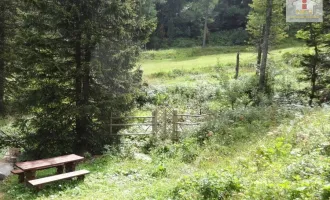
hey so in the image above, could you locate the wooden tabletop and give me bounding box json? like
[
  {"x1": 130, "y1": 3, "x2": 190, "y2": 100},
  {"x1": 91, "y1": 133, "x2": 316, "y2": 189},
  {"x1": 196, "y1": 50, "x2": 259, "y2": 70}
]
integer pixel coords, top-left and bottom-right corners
[{"x1": 15, "y1": 154, "x2": 84, "y2": 171}]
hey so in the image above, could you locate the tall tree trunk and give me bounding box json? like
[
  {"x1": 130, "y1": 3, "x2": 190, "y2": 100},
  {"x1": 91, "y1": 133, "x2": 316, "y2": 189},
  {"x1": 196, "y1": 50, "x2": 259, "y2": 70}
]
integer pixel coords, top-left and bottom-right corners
[
  {"x1": 0, "y1": 14, "x2": 5, "y2": 115},
  {"x1": 167, "y1": 18, "x2": 175, "y2": 44},
  {"x1": 80, "y1": 34, "x2": 92, "y2": 152},
  {"x1": 310, "y1": 62, "x2": 317, "y2": 106},
  {"x1": 202, "y1": 0, "x2": 210, "y2": 48},
  {"x1": 75, "y1": 32, "x2": 84, "y2": 153},
  {"x1": 202, "y1": 17, "x2": 208, "y2": 48},
  {"x1": 256, "y1": 26, "x2": 265, "y2": 75},
  {"x1": 259, "y1": 0, "x2": 273, "y2": 92},
  {"x1": 309, "y1": 25, "x2": 319, "y2": 107},
  {"x1": 257, "y1": 44, "x2": 262, "y2": 68}
]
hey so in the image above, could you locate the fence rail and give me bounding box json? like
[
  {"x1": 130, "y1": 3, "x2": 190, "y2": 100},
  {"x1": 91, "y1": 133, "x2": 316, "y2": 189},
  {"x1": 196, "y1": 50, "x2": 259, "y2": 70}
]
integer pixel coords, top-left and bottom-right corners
[
  {"x1": 109, "y1": 108, "x2": 209, "y2": 140},
  {"x1": 111, "y1": 116, "x2": 154, "y2": 119},
  {"x1": 109, "y1": 110, "x2": 158, "y2": 136}
]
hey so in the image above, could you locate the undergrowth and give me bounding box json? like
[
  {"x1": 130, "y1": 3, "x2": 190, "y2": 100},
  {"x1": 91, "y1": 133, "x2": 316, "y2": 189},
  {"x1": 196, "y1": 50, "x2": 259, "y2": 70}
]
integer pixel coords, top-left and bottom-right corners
[
  {"x1": 1, "y1": 44, "x2": 328, "y2": 200},
  {"x1": 2, "y1": 107, "x2": 330, "y2": 199}
]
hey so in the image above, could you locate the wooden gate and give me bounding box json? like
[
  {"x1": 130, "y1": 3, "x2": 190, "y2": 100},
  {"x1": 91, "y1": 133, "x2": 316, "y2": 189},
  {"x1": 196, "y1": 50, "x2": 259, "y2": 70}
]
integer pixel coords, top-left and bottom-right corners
[{"x1": 109, "y1": 107, "x2": 208, "y2": 140}]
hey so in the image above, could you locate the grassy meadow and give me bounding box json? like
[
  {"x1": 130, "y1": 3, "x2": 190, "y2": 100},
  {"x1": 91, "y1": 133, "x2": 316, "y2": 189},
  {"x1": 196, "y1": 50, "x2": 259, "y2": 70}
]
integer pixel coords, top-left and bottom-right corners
[
  {"x1": 2, "y1": 43, "x2": 330, "y2": 200},
  {"x1": 140, "y1": 43, "x2": 304, "y2": 85}
]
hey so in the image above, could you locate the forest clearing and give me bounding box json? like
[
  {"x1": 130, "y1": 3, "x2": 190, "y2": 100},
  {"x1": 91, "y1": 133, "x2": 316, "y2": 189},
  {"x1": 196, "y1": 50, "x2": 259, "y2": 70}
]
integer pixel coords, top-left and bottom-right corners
[
  {"x1": 1, "y1": 45, "x2": 330, "y2": 199},
  {"x1": 0, "y1": 0, "x2": 330, "y2": 199}
]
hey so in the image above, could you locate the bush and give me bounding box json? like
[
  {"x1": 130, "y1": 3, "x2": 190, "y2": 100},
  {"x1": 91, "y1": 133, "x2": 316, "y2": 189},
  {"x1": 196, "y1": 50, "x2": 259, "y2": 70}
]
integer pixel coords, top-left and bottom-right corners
[
  {"x1": 286, "y1": 156, "x2": 323, "y2": 181},
  {"x1": 152, "y1": 138, "x2": 199, "y2": 163},
  {"x1": 322, "y1": 185, "x2": 330, "y2": 200},
  {"x1": 217, "y1": 75, "x2": 259, "y2": 109},
  {"x1": 171, "y1": 171, "x2": 241, "y2": 199},
  {"x1": 171, "y1": 38, "x2": 200, "y2": 48},
  {"x1": 192, "y1": 106, "x2": 292, "y2": 145},
  {"x1": 281, "y1": 52, "x2": 304, "y2": 67},
  {"x1": 209, "y1": 28, "x2": 249, "y2": 46}
]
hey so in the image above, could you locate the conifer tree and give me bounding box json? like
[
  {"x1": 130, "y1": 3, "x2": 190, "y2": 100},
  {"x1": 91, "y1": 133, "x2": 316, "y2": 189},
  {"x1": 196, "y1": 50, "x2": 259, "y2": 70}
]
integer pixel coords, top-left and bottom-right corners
[
  {"x1": 246, "y1": 0, "x2": 287, "y2": 84},
  {"x1": 296, "y1": 5, "x2": 330, "y2": 106},
  {"x1": 0, "y1": 0, "x2": 17, "y2": 115},
  {"x1": 16, "y1": 0, "x2": 155, "y2": 157}
]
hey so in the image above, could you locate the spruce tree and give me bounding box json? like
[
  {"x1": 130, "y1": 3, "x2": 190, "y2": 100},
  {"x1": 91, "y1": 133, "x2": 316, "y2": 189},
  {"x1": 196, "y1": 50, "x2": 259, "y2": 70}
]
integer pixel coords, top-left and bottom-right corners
[
  {"x1": 0, "y1": 0, "x2": 17, "y2": 115},
  {"x1": 297, "y1": 26, "x2": 330, "y2": 106},
  {"x1": 246, "y1": 0, "x2": 287, "y2": 80},
  {"x1": 16, "y1": 0, "x2": 155, "y2": 158}
]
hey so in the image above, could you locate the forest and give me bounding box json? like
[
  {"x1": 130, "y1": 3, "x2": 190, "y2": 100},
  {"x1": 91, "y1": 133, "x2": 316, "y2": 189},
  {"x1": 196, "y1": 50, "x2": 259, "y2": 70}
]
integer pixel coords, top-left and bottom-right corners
[{"x1": 0, "y1": 0, "x2": 330, "y2": 199}]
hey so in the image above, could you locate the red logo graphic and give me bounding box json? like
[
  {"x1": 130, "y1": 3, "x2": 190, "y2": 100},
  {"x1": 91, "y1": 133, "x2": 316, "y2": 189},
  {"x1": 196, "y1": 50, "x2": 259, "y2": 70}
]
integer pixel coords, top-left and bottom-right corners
[{"x1": 302, "y1": 0, "x2": 307, "y2": 9}]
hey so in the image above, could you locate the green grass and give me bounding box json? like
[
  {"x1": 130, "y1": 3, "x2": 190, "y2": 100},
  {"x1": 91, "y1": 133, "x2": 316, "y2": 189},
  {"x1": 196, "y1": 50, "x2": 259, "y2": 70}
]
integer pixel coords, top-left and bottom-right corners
[
  {"x1": 139, "y1": 46, "x2": 303, "y2": 88},
  {"x1": 2, "y1": 108, "x2": 330, "y2": 199},
  {"x1": 3, "y1": 43, "x2": 329, "y2": 199},
  {"x1": 140, "y1": 47, "x2": 301, "y2": 75}
]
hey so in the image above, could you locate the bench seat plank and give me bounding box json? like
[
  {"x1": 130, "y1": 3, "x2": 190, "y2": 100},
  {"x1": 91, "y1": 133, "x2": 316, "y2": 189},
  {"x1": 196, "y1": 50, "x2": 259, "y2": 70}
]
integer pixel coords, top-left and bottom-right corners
[{"x1": 28, "y1": 170, "x2": 89, "y2": 186}]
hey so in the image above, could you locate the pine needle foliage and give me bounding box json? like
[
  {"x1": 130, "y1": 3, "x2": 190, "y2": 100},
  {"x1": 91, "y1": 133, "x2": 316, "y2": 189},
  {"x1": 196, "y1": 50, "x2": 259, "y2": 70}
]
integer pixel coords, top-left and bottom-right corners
[{"x1": 14, "y1": 0, "x2": 155, "y2": 158}]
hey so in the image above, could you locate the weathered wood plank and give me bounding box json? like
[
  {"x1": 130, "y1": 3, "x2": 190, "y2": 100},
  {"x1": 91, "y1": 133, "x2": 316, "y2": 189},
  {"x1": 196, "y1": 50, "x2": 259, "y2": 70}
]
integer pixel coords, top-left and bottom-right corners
[
  {"x1": 28, "y1": 170, "x2": 90, "y2": 186},
  {"x1": 15, "y1": 154, "x2": 84, "y2": 171},
  {"x1": 176, "y1": 114, "x2": 208, "y2": 117},
  {"x1": 111, "y1": 116, "x2": 153, "y2": 119},
  {"x1": 176, "y1": 122, "x2": 201, "y2": 125},
  {"x1": 109, "y1": 133, "x2": 152, "y2": 136},
  {"x1": 110, "y1": 123, "x2": 153, "y2": 126}
]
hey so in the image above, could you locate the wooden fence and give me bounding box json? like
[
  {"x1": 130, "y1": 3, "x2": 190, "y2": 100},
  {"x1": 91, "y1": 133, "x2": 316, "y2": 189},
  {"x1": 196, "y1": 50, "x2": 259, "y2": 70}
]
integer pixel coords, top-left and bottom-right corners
[
  {"x1": 172, "y1": 109, "x2": 208, "y2": 141},
  {"x1": 109, "y1": 110, "x2": 158, "y2": 136},
  {"x1": 110, "y1": 108, "x2": 209, "y2": 140}
]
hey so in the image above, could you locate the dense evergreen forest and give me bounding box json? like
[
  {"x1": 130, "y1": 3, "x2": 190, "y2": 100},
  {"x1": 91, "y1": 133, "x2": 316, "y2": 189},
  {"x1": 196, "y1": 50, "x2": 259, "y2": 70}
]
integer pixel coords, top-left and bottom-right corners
[{"x1": 147, "y1": 0, "x2": 253, "y2": 49}]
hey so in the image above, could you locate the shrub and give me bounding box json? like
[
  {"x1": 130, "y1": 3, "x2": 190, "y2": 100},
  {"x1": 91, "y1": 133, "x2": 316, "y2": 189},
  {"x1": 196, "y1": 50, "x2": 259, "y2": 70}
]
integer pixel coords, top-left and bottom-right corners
[
  {"x1": 281, "y1": 52, "x2": 303, "y2": 67},
  {"x1": 171, "y1": 171, "x2": 241, "y2": 199},
  {"x1": 192, "y1": 106, "x2": 292, "y2": 145},
  {"x1": 286, "y1": 156, "x2": 324, "y2": 181},
  {"x1": 218, "y1": 75, "x2": 259, "y2": 109},
  {"x1": 171, "y1": 38, "x2": 200, "y2": 48},
  {"x1": 322, "y1": 184, "x2": 330, "y2": 200},
  {"x1": 151, "y1": 138, "x2": 199, "y2": 163},
  {"x1": 209, "y1": 28, "x2": 249, "y2": 46}
]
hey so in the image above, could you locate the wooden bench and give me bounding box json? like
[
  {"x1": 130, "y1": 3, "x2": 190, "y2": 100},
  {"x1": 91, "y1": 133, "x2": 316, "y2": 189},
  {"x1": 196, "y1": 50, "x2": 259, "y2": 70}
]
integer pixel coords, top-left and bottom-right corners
[
  {"x1": 27, "y1": 169, "x2": 90, "y2": 190},
  {"x1": 11, "y1": 169, "x2": 24, "y2": 183},
  {"x1": 13, "y1": 154, "x2": 89, "y2": 189}
]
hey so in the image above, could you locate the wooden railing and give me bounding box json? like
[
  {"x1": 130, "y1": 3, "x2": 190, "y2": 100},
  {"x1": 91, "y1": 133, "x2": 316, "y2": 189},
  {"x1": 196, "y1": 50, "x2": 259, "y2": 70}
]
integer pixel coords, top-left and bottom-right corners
[
  {"x1": 172, "y1": 109, "x2": 209, "y2": 141},
  {"x1": 109, "y1": 110, "x2": 158, "y2": 136},
  {"x1": 109, "y1": 108, "x2": 209, "y2": 140}
]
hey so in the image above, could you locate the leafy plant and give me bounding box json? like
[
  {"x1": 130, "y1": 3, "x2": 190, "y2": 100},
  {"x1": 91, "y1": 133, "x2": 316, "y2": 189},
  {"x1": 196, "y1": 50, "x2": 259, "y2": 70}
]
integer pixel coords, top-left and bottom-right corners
[{"x1": 171, "y1": 171, "x2": 241, "y2": 199}]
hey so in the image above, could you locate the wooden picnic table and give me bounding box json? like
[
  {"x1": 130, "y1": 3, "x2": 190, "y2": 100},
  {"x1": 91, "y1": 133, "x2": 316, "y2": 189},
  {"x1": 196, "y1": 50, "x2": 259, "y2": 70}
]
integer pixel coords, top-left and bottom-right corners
[{"x1": 15, "y1": 154, "x2": 84, "y2": 183}]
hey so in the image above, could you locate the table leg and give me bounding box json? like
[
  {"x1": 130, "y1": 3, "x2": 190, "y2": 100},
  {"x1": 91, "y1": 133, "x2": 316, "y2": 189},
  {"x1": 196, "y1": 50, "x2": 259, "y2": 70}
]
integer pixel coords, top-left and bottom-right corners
[
  {"x1": 36, "y1": 185, "x2": 44, "y2": 191},
  {"x1": 18, "y1": 173, "x2": 25, "y2": 183},
  {"x1": 77, "y1": 175, "x2": 85, "y2": 181},
  {"x1": 25, "y1": 170, "x2": 36, "y2": 184},
  {"x1": 56, "y1": 165, "x2": 64, "y2": 174},
  {"x1": 65, "y1": 162, "x2": 76, "y2": 172}
]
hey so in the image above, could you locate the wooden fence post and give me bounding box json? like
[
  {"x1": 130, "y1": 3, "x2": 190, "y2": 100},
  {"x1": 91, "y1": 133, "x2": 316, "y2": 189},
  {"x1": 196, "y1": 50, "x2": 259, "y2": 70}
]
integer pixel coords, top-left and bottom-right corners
[
  {"x1": 172, "y1": 109, "x2": 178, "y2": 141},
  {"x1": 152, "y1": 109, "x2": 158, "y2": 136},
  {"x1": 235, "y1": 51, "x2": 240, "y2": 79}
]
